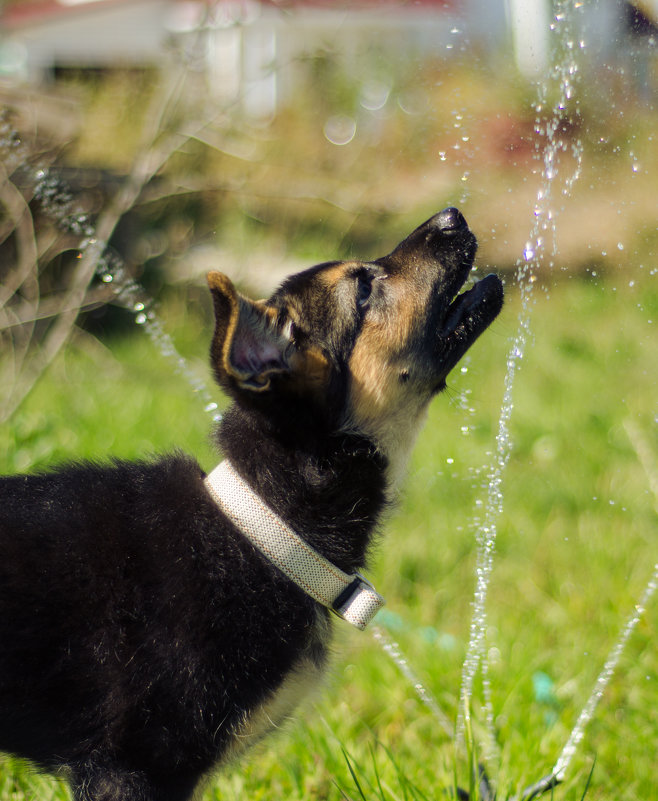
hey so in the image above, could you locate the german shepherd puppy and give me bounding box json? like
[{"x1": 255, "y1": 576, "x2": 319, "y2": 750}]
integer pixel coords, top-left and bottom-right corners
[{"x1": 0, "y1": 208, "x2": 502, "y2": 800}]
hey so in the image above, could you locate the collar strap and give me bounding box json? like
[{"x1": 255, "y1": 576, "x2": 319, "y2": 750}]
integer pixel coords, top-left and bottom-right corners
[{"x1": 204, "y1": 460, "x2": 385, "y2": 630}]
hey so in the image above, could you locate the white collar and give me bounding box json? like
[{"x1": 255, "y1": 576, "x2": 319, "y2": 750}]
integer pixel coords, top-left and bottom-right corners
[{"x1": 203, "y1": 460, "x2": 385, "y2": 630}]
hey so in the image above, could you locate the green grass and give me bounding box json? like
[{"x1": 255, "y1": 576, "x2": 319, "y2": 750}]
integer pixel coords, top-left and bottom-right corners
[{"x1": 0, "y1": 271, "x2": 656, "y2": 800}]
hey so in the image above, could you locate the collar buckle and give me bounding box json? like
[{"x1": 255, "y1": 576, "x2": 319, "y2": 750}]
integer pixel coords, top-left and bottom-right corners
[{"x1": 331, "y1": 573, "x2": 385, "y2": 630}]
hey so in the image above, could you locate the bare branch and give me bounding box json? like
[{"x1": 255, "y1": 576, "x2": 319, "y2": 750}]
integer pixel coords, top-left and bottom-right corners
[
  {"x1": 0, "y1": 70, "x2": 190, "y2": 421},
  {"x1": 0, "y1": 163, "x2": 39, "y2": 309}
]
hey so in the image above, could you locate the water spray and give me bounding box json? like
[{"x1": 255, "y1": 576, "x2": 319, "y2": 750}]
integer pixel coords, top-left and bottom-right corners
[
  {"x1": 2, "y1": 3, "x2": 656, "y2": 793},
  {"x1": 375, "y1": 0, "x2": 656, "y2": 797}
]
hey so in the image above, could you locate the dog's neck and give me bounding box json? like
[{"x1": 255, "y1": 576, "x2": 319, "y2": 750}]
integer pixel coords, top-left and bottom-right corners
[
  {"x1": 204, "y1": 459, "x2": 385, "y2": 629},
  {"x1": 216, "y1": 404, "x2": 388, "y2": 576}
]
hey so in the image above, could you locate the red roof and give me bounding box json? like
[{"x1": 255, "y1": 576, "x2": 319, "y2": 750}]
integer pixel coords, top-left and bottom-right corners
[
  {"x1": 2, "y1": 0, "x2": 147, "y2": 29},
  {"x1": 260, "y1": 0, "x2": 459, "y2": 6},
  {"x1": 2, "y1": 0, "x2": 460, "y2": 30}
]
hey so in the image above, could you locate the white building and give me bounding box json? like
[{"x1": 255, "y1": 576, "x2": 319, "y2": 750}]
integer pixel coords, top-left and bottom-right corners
[{"x1": 0, "y1": 0, "x2": 653, "y2": 118}]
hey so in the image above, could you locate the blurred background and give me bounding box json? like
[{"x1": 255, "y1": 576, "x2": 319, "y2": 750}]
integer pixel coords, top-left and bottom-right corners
[
  {"x1": 0, "y1": 1, "x2": 657, "y2": 800},
  {"x1": 1, "y1": 0, "x2": 656, "y2": 310}
]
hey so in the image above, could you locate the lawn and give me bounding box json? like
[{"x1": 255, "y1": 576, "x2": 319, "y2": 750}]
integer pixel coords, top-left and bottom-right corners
[{"x1": 0, "y1": 268, "x2": 656, "y2": 800}]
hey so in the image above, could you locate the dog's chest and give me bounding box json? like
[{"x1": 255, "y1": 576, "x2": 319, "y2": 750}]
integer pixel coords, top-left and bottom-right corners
[{"x1": 224, "y1": 612, "x2": 330, "y2": 761}]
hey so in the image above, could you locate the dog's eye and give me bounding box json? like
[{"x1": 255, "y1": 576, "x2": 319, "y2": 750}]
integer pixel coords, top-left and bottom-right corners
[{"x1": 356, "y1": 273, "x2": 373, "y2": 310}]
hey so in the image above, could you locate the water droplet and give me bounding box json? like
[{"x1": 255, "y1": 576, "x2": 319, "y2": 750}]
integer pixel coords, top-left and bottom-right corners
[
  {"x1": 101, "y1": 273, "x2": 113, "y2": 283},
  {"x1": 323, "y1": 115, "x2": 356, "y2": 146},
  {"x1": 135, "y1": 313, "x2": 147, "y2": 325},
  {"x1": 134, "y1": 302, "x2": 145, "y2": 312},
  {"x1": 359, "y1": 80, "x2": 390, "y2": 111},
  {"x1": 204, "y1": 402, "x2": 218, "y2": 413},
  {"x1": 446, "y1": 457, "x2": 454, "y2": 465},
  {"x1": 617, "y1": 242, "x2": 624, "y2": 251}
]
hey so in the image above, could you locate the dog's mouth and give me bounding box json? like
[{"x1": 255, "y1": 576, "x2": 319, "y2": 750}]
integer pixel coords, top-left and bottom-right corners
[
  {"x1": 440, "y1": 273, "x2": 504, "y2": 340},
  {"x1": 433, "y1": 271, "x2": 504, "y2": 384}
]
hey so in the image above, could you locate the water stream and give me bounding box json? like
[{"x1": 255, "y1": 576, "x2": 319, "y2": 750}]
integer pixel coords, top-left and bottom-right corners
[
  {"x1": 456, "y1": 0, "x2": 586, "y2": 758},
  {"x1": 33, "y1": 166, "x2": 223, "y2": 423},
  {"x1": 552, "y1": 560, "x2": 658, "y2": 782},
  {"x1": 91, "y1": 249, "x2": 223, "y2": 423},
  {"x1": 374, "y1": 0, "x2": 656, "y2": 792}
]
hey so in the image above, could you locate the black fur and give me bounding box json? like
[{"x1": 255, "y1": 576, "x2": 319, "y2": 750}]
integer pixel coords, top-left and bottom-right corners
[
  {"x1": 0, "y1": 209, "x2": 503, "y2": 800},
  {"x1": 0, "y1": 444, "x2": 380, "y2": 800}
]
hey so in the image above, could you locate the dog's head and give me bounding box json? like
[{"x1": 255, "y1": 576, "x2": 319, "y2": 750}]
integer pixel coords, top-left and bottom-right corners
[{"x1": 208, "y1": 208, "x2": 503, "y2": 480}]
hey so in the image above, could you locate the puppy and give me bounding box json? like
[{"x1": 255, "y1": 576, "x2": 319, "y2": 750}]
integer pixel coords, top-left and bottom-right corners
[{"x1": 0, "y1": 208, "x2": 502, "y2": 801}]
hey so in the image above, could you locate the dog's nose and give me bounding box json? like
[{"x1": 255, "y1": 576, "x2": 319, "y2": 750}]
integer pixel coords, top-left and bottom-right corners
[{"x1": 434, "y1": 207, "x2": 467, "y2": 232}]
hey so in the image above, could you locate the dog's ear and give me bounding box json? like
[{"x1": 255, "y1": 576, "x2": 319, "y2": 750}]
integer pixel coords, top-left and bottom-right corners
[{"x1": 207, "y1": 271, "x2": 291, "y2": 392}]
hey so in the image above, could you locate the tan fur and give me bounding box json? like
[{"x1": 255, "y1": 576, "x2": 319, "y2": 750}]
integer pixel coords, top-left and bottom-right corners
[
  {"x1": 207, "y1": 271, "x2": 293, "y2": 392},
  {"x1": 319, "y1": 261, "x2": 359, "y2": 289},
  {"x1": 342, "y1": 279, "x2": 432, "y2": 483},
  {"x1": 288, "y1": 345, "x2": 331, "y2": 397}
]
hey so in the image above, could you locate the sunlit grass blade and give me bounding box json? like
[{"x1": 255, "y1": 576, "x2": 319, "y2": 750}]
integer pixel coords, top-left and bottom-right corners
[
  {"x1": 579, "y1": 758, "x2": 596, "y2": 801},
  {"x1": 342, "y1": 747, "x2": 369, "y2": 801}
]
